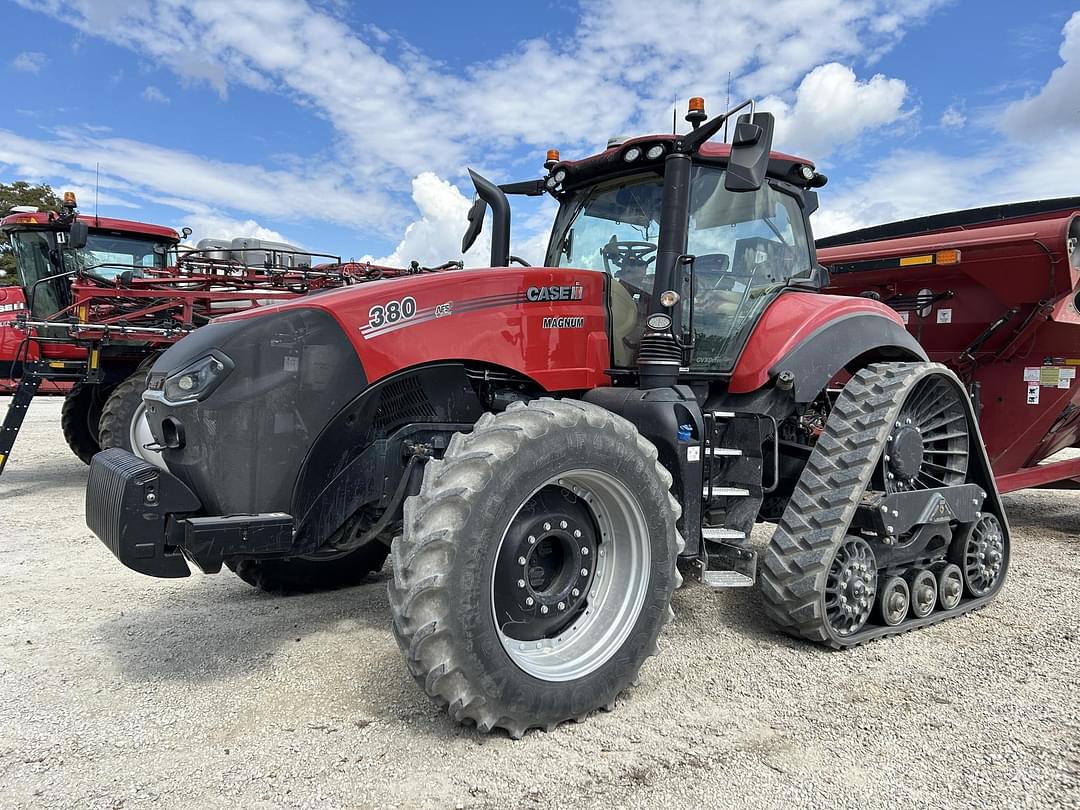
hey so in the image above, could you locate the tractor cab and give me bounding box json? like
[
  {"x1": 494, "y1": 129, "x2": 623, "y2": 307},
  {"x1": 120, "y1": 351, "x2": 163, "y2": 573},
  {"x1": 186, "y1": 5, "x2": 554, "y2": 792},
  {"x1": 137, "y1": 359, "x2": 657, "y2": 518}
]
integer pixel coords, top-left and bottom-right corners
[
  {"x1": 468, "y1": 98, "x2": 829, "y2": 383},
  {"x1": 1, "y1": 195, "x2": 180, "y2": 321}
]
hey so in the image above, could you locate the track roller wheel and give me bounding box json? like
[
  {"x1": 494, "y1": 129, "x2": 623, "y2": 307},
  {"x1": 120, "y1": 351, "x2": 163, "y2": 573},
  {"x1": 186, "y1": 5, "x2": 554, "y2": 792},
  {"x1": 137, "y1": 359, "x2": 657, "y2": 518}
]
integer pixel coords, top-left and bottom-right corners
[
  {"x1": 953, "y1": 513, "x2": 1007, "y2": 597},
  {"x1": 905, "y1": 569, "x2": 937, "y2": 618},
  {"x1": 388, "y1": 399, "x2": 682, "y2": 737},
  {"x1": 932, "y1": 562, "x2": 964, "y2": 610},
  {"x1": 824, "y1": 537, "x2": 877, "y2": 637},
  {"x1": 877, "y1": 575, "x2": 910, "y2": 626}
]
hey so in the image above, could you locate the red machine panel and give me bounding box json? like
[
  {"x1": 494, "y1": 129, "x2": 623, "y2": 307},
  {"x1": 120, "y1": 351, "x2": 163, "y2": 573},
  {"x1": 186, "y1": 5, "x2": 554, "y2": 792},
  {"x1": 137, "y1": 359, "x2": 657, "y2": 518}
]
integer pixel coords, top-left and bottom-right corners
[{"x1": 222, "y1": 267, "x2": 613, "y2": 391}]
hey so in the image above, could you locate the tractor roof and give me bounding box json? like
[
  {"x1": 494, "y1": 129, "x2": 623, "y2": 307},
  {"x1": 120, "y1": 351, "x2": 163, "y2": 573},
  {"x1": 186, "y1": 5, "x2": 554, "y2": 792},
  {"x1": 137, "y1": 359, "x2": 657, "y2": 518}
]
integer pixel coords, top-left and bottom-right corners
[
  {"x1": 552, "y1": 133, "x2": 815, "y2": 193},
  {"x1": 0, "y1": 210, "x2": 179, "y2": 241}
]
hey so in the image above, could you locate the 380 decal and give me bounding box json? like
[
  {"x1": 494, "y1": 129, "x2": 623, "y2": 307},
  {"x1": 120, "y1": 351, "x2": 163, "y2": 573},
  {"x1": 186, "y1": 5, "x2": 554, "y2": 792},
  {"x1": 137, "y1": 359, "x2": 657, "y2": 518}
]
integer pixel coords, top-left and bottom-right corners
[{"x1": 368, "y1": 296, "x2": 417, "y2": 329}]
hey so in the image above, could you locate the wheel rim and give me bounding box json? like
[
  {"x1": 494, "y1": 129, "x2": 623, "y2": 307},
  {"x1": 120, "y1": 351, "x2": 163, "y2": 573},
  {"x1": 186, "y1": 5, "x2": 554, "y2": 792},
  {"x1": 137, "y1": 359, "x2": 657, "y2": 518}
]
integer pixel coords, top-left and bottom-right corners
[
  {"x1": 492, "y1": 470, "x2": 651, "y2": 682},
  {"x1": 961, "y1": 514, "x2": 1005, "y2": 597},
  {"x1": 936, "y1": 563, "x2": 963, "y2": 610},
  {"x1": 130, "y1": 403, "x2": 167, "y2": 470},
  {"x1": 885, "y1": 376, "x2": 969, "y2": 493},
  {"x1": 907, "y1": 569, "x2": 937, "y2": 618},
  {"x1": 824, "y1": 537, "x2": 877, "y2": 636},
  {"x1": 879, "y1": 576, "x2": 910, "y2": 626}
]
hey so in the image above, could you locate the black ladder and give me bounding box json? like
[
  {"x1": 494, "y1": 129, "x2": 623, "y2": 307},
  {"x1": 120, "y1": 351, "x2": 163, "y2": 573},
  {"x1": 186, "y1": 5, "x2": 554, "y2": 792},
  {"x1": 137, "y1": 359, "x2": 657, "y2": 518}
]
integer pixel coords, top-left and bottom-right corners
[
  {"x1": 0, "y1": 359, "x2": 87, "y2": 477},
  {"x1": 696, "y1": 409, "x2": 775, "y2": 588}
]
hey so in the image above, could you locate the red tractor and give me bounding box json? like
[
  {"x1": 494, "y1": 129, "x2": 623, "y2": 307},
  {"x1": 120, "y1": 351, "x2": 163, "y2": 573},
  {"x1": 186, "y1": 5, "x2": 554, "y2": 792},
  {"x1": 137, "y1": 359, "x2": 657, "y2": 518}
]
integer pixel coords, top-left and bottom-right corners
[
  {"x1": 85, "y1": 99, "x2": 1009, "y2": 737},
  {"x1": 0, "y1": 198, "x2": 421, "y2": 476}
]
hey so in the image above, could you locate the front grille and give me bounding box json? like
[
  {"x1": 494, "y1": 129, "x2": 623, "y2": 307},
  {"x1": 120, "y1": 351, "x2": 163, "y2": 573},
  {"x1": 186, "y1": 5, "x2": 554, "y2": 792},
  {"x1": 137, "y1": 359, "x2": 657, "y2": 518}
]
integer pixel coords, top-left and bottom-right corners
[
  {"x1": 372, "y1": 375, "x2": 436, "y2": 434},
  {"x1": 86, "y1": 449, "x2": 158, "y2": 557}
]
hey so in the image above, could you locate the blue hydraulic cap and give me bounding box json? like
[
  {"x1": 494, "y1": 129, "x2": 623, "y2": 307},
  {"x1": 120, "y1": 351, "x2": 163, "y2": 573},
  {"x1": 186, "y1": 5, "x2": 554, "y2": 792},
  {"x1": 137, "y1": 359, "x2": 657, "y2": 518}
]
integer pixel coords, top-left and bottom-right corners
[{"x1": 677, "y1": 424, "x2": 692, "y2": 442}]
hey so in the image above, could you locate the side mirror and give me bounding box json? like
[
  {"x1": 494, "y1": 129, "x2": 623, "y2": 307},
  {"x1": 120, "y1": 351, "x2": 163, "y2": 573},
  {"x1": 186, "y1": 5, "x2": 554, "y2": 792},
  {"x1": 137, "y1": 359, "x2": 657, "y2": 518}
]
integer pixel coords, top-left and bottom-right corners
[
  {"x1": 724, "y1": 112, "x2": 775, "y2": 192},
  {"x1": 181, "y1": 226, "x2": 193, "y2": 239},
  {"x1": 461, "y1": 196, "x2": 487, "y2": 254},
  {"x1": 68, "y1": 220, "x2": 89, "y2": 250}
]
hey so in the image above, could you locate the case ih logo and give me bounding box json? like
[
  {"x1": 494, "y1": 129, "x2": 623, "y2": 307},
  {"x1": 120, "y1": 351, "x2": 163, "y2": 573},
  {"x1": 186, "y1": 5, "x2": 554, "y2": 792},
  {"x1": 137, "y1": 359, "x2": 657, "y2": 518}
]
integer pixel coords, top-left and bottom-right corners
[
  {"x1": 542, "y1": 316, "x2": 584, "y2": 329},
  {"x1": 526, "y1": 285, "x2": 584, "y2": 302}
]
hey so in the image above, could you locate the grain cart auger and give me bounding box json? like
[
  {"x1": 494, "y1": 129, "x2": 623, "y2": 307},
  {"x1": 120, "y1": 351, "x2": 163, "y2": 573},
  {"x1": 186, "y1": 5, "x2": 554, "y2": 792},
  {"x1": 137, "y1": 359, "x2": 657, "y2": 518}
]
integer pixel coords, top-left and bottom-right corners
[{"x1": 85, "y1": 97, "x2": 1009, "y2": 736}]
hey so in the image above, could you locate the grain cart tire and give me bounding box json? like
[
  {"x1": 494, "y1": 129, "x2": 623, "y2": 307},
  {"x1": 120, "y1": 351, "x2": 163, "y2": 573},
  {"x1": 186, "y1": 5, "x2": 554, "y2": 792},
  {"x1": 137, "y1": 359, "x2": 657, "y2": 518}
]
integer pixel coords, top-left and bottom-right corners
[
  {"x1": 388, "y1": 398, "x2": 683, "y2": 738},
  {"x1": 99, "y1": 372, "x2": 162, "y2": 465},
  {"x1": 61, "y1": 384, "x2": 108, "y2": 464}
]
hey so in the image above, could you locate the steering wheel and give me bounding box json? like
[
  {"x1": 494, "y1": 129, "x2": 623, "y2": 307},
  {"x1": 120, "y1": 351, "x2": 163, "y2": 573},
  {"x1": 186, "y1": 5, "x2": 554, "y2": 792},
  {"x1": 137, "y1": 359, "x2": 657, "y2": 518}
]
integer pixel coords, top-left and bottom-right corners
[{"x1": 602, "y1": 239, "x2": 657, "y2": 276}]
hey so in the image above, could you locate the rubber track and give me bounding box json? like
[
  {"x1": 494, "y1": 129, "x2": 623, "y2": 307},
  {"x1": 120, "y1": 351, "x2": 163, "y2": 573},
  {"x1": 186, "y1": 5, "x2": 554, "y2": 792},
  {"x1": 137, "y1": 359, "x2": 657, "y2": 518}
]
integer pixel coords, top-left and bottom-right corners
[
  {"x1": 759, "y1": 362, "x2": 1006, "y2": 649},
  {"x1": 387, "y1": 398, "x2": 684, "y2": 738}
]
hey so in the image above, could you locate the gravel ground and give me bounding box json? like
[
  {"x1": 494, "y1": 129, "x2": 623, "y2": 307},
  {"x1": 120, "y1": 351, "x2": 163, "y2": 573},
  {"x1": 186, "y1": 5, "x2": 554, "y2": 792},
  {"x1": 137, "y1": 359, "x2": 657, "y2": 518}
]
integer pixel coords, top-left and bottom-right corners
[{"x1": 1, "y1": 396, "x2": 1078, "y2": 809}]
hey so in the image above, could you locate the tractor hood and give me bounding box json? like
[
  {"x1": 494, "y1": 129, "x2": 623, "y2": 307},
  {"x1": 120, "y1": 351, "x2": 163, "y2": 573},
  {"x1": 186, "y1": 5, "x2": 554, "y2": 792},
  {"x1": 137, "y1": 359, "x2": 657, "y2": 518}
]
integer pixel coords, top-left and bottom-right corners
[{"x1": 141, "y1": 265, "x2": 611, "y2": 527}]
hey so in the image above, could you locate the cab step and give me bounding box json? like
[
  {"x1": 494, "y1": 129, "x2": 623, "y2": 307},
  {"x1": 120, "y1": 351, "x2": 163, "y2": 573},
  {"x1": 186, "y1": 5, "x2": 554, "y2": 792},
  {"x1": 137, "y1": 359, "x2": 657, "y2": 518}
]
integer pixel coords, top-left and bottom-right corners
[
  {"x1": 702, "y1": 570, "x2": 755, "y2": 588},
  {"x1": 702, "y1": 527, "x2": 745, "y2": 541},
  {"x1": 702, "y1": 486, "x2": 750, "y2": 498}
]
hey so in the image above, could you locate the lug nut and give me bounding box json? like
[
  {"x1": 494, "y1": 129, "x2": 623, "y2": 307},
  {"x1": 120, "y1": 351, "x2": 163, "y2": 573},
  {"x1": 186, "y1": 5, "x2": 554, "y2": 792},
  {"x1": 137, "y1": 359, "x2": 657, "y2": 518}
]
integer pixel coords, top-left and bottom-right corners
[
  {"x1": 518, "y1": 556, "x2": 527, "y2": 565},
  {"x1": 571, "y1": 588, "x2": 580, "y2": 597},
  {"x1": 525, "y1": 597, "x2": 534, "y2": 606},
  {"x1": 557, "y1": 602, "x2": 566, "y2": 611},
  {"x1": 581, "y1": 547, "x2": 589, "y2": 555},
  {"x1": 517, "y1": 579, "x2": 526, "y2": 588},
  {"x1": 528, "y1": 535, "x2": 536, "y2": 544},
  {"x1": 540, "y1": 605, "x2": 549, "y2": 614},
  {"x1": 543, "y1": 522, "x2": 552, "y2": 531},
  {"x1": 573, "y1": 529, "x2": 582, "y2": 538},
  {"x1": 581, "y1": 568, "x2": 589, "y2": 576},
  {"x1": 560, "y1": 520, "x2": 568, "y2": 529}
]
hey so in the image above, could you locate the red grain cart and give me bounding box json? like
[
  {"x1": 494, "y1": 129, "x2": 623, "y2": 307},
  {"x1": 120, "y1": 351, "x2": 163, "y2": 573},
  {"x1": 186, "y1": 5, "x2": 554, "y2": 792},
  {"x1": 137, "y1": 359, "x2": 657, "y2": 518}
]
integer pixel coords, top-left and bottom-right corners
[{"x1": 818, "y1": 198, "x2": 1080, "y2": 493}]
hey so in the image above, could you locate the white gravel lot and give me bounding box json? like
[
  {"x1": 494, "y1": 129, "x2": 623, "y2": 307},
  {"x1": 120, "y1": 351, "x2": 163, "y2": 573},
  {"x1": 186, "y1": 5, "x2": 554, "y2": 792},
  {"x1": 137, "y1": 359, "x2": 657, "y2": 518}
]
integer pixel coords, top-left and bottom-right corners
[{"x1": 0, "y1": 396, "x2": 1078, "y2": 809}]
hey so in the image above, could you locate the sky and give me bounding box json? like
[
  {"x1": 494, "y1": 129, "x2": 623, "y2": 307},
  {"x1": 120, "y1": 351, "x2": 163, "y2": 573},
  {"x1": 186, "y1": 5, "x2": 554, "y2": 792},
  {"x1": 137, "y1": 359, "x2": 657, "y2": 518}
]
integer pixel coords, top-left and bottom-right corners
[{"x1": 1, "y1": 0, "x2": 1078, "y2": 267}]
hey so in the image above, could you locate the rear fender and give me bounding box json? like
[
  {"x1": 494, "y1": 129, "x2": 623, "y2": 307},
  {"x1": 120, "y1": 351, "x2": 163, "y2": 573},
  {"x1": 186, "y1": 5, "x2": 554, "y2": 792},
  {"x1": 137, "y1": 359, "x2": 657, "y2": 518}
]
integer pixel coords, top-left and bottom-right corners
[{"x1": 730, "y1": 292, "x2": 926, "y2": 402}]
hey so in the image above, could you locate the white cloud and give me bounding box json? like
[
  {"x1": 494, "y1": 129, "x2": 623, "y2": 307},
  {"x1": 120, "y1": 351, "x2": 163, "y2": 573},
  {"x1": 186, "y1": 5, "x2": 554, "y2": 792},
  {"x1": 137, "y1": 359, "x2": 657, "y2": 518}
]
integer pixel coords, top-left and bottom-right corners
[
  {"x1": 12, "y1": 51, "x2": 47, "y2": 73},
  {"x1": 939, "y1": 104, "x2": 966, "y2": 129},
  {"x1": 368, "y1": 173, "x2": 490, "y2": 267},
  {"x1": 178, "y1": 212, "x2": 289, "y2": 246},
  {"x1": 0, "y1": 128, "x2": 401, "y2": 232},
  {"x1": 763, "y1": 63, "x2": 910, "y2": 159},
  {"x1": 142, "y1": 85, "x2": 170, "y2": 103},
  {"x1": 1001, "y1": 11, "x2": 1080, "y2": 137},
  {"x1": 812, "y1": 129, "x2": 1080, "y2": 238}
]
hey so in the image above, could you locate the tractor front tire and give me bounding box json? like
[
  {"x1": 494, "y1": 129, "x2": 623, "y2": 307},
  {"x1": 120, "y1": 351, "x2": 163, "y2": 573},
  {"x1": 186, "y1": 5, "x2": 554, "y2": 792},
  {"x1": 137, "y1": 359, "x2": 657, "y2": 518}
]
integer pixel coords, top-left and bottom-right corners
[
  {"x1": 60, "y1": 384, "x2": 108, "y2": 464},
  {"x1": 388, "y1": 398, "x2": 683, "y2": 738},
  {"x1": 228, "y1": 542, "x2": 391, "y2": 594}
]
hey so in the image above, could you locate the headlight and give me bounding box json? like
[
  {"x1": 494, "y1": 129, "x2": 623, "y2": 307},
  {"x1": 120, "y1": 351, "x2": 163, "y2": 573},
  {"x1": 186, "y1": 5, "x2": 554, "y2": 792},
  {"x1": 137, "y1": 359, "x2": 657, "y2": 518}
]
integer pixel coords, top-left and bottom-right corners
[
  {"x1": 554, "y1": 169, "x2": 567, "y2": 183},
  {"x1": 163, "y1": 352, "x2": 233, "y2": 402},
  {"x1": 646, "y1": 144, "x2": 665, "y2": 160},
  {"x1": 623, "y1": 146, "x2": 642, "y2": 162}
]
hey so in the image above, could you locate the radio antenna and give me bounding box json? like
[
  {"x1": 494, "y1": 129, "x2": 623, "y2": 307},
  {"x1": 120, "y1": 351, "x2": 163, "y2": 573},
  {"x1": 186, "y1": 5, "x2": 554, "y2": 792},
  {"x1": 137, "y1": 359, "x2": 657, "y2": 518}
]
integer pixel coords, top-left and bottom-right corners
[
  {"x1": 94, "y1": 163, "x2": 100, "y2": 226},
  {"x1": 724, "y1": 73, "x2": 732, "y2": 141}
]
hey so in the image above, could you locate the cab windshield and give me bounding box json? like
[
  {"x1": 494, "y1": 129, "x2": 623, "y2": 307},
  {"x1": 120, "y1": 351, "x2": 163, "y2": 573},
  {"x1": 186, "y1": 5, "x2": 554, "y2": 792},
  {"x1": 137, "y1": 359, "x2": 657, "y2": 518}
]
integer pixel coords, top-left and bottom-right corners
[
  {"x1": 548, "y1": 165, "x2": 813, "y2": 371},
  {"x1": 65, "y1": 233, "x2": 170, "y2": 278},
  {"x1": 11, "y1": 230, "x2": 172, "y2": 319}
]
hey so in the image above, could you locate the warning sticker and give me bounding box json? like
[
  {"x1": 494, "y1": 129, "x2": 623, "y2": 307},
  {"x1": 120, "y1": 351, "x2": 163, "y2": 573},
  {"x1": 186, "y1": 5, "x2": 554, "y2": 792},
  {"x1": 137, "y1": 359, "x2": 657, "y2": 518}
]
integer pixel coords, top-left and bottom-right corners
[
  {"x1": 899, "y1": 311, "x2": 910, "y2": 324},
  {"x1": 1024, "y1": 367, "x2": 1041, "y2": 382},
  {"x1": 936, "y1": 308, "x2": 952, "y2": 324},
  {"x1": 1040, "y1": 367, "x2": 1061, "y2": 387},
  {"x1": 1027, "y1": 384, "x2": 1040, "y2": 405}
]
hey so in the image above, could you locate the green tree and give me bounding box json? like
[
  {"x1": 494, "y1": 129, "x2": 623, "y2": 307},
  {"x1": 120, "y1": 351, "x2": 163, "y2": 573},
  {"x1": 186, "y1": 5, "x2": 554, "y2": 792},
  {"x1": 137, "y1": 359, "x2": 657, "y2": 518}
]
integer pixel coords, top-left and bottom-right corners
[{"x1": 0, "y1": 181, "x2": 64, "y2": 285}]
